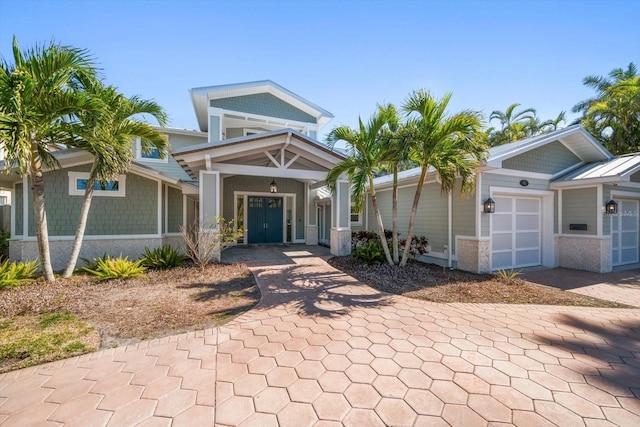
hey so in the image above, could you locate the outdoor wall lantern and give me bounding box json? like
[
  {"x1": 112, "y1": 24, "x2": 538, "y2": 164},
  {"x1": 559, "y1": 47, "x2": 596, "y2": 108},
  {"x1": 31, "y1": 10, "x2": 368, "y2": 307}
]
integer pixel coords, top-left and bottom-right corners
[
  {"x1": 606, "y1": 199, "x2": 618, "y2": 215},
  {"x1": 483, "y1": 198, "x2": 495, "y2": 214},
  {"x1": 270, "y1": 180, "x2": 278, "y2": 193}
]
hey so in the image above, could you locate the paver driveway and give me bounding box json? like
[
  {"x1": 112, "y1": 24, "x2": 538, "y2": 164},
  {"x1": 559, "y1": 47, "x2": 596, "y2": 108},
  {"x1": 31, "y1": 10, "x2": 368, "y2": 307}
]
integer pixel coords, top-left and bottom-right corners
[{"x1": 1, "y1": 247, "x2": 639, "y2": 426}]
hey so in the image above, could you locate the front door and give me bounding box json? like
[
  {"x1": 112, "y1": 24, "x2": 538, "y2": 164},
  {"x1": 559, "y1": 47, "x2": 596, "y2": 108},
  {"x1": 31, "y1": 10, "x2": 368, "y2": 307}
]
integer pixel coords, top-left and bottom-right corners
[{"x1": 248, "y1": 196, "x2": 284, "y2": 244}]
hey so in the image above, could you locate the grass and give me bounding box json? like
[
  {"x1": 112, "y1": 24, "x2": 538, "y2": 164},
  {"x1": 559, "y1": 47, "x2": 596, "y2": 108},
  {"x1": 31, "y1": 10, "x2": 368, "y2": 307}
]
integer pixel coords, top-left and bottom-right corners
[{"x1": 0, "y1": 313, "x2": 99, "y2": 373}]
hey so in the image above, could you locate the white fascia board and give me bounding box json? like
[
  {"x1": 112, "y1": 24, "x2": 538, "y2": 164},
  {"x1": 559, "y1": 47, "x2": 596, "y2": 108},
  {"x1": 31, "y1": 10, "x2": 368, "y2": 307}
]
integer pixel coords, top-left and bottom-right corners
[
  {"x1": 550, "y1": 176, "x2": 622, "y2": 189},
  {"x1": 156, "y1": 126, "x2": 207, "y2": 138},
  {"x1": 129, "y1": 164, "x2": 180, "y2": 185},
  {"x1": 210, "y1": 163, "x2": 327, "y2": 181}
]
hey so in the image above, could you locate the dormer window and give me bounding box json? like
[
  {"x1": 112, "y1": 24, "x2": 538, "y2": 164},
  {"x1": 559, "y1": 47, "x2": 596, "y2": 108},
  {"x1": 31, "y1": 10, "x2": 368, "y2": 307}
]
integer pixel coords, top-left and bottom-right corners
[{"x1": 135, "y1": 137, "x2": 168, "y2": 163}]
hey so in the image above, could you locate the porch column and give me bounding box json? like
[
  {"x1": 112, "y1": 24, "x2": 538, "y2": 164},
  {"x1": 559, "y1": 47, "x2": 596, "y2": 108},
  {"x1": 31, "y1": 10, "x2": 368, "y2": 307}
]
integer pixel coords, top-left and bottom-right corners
[
  {"x1": 330, "y1": 179, "x2": 351, "y2": 256},
  {"x1": 305, "y1": 184, "x2": 318, "y2": 245},
  {"x1": 199, "y1": 170, "x2": 221, "y2": 260}
]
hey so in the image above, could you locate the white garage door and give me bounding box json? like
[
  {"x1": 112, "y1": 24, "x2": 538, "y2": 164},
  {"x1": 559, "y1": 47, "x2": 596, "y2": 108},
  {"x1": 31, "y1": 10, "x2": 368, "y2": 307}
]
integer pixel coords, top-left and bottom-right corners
[
  {"x1": 612, "y1": 199, "x2": 639, "y2": 266},
  {"x1": 491, "y1": 196, "x2": 541, "y2": 270}
]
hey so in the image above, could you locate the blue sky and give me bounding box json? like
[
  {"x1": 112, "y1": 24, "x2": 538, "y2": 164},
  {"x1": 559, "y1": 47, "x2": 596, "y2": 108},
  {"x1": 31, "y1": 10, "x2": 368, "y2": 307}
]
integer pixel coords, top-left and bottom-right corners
[{"x1": 1, "y1": 0, "x2": 638, "y2": 140}]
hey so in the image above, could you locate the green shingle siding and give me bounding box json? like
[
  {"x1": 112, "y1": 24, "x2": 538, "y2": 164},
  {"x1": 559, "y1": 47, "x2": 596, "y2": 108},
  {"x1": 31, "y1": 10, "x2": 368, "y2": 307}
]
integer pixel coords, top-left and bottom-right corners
[
  {"x1": 15, "y1": 183, "x2": 23, "y2": 235},
  {"x1": 138, "y1": 133, "x2": 206, "y2": 182},
  {"x1": 502, "y1": 141, "x2": 580, "y2": 175},
  {"x1": 211, "y1": 93, "x2": 317, "y2": 124},
  {"x1": 562, "y1": 187, "x2": 597, "y2": 235},
  {"x1": 25, "y1": 164, "x2": 158, "y2": 236},
  {"x1": 167, "y1": 186, "x2": 183, "y2": 233}
]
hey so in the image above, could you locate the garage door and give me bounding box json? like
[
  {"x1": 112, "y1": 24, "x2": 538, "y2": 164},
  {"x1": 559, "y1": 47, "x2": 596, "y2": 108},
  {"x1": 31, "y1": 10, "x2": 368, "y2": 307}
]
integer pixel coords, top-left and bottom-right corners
[
  {"x1": 612, "y1": 199, "x2": 639, "y2": 266},
  {"x1": 491, "y1": 197, "x2": 541, "y2": 270}
]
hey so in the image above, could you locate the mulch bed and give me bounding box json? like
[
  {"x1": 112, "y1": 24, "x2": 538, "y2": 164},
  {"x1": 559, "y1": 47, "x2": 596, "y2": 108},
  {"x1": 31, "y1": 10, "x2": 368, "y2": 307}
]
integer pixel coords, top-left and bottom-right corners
[{"x1": 328, "y1": 256, "x2": 630, "y2": 308}]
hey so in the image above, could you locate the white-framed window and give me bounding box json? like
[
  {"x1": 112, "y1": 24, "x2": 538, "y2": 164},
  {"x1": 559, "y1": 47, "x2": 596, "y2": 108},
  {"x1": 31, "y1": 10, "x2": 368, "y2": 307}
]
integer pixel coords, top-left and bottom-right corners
[
  {"x1": 135, "y1": 137, "x2": 168, "y2": 163},
  {"x1": 350, "y1": 203, "x2": 362, "y2": 226},
  {"x1": 68, "y1": 171, "x2": 126, "y2": 197},
  {"x1": 0, "y1": 196, "x2": 6, "y2": 206}
]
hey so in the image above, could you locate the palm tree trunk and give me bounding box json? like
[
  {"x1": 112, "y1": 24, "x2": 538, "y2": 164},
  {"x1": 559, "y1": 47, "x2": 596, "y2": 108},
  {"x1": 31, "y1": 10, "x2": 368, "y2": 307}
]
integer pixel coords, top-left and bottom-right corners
[
  {"x1": 369, "y1": 176, "x2": 394, "y2": 266},
  {"x1": 392, "y1": 163, "x2": 399, "y2": 264},
  {"x1": 399, "y1": 166, "x2": 428, "y2": 267},
  {"x1": 30, "y1": 154, "x2": 55, "y2": 281},
  {"x1": 62, "y1": 170, "x2": 96, "y2": 277}
]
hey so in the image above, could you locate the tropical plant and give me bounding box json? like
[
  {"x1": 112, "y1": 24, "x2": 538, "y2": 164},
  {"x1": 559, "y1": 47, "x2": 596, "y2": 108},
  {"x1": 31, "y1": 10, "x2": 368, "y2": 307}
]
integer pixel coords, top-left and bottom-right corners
[
  {"x1": 352, "y1": 239, "x2": 385, "y2": 265},
  {"x1": 399, "y1": 235, "x2": 430, "y2": 260},
  {"x1": 401, "y1": 90, "x2": 487, "y2": 267},
  {"x1": 326, "y1": 107, "x2": 397, "y2": 265},
  {"x1": 181, "y1": 216, "x2": 242, "y2": 270},
  {"x1": 141, "y1": 245, "x2": 187, "y2": 270},
  {"x1": 496, "y1": 268, "x2": 522, "y2": 285},
  {"x1": 488, "y1": 103, "x2": 537, "y2": 145},
  {"x1": 0, "y1": 37, "x2": 98, "y2": 281},
  {"x1": 79, "y1": 255, "x2": 146, "y2": 281},
  {"x1": 573, "y1": 62, "x2": 640, "y2": 154},
  {"x1": 0, "y1": 259, "x2": 39, "y2": 288},
  {"x1": 61, "y1": 83, "x2": 168, "y2": 277}
]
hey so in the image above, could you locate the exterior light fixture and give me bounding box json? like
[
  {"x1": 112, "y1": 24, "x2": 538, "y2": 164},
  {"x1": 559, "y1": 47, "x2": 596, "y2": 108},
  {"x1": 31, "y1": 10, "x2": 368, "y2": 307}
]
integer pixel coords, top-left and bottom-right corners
[
  {"x1": 270, "y1": 180, "x2": 278, "y2": 193},
  {"x1": 606, "y1": 199, "x2": 618, "y2": 215},
  {"x1": 483, "y1": 198, "x2": 495, "y2": 214}
]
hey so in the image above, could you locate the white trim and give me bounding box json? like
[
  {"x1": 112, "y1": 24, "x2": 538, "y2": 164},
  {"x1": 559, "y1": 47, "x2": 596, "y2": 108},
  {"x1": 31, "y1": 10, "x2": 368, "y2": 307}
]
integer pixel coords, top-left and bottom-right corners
[
  {"x1": 490, "y1": 186, "x2": 554, "y2": 197},
  {"x1": 558, "y1": 188, "x2": 563, "y2": 238},
  {"x1": 164, "y1": 185, "x2": 169, "y2": 234},
  {"x1": 135, "y1": 137, "x2": 168, "y2": 163},
  {"x1": 162, "y1": 232, "x2": 182, "y2": 237},
  {"x1": 222, "y1": 110, "x2": 316, "y2": 132},
  {"x1": 22, "y1": 176, "x2": 28, "y2": 237},
  {"x1": 243, "y1": 128, "x2": 264, "y2": 136},
  {"x1": 485, "y1": 168, "x2": 553, "y2": 180},
  {"x1": 611, "y1": 190, "x2": 640, "y2": 198},
  {"x1": 199, "y1": 170, "x2": 221, "y2": 226},
  {"x1": 557, "y1": 233, "x2": 602, "y2": 238},
  {"x1": 596, "y1": 184, "x2": 603, "y2": 236},
  {"x1": 183, "y1": 194, "x2": 187, "y2": 230},
  {"x1": 157, "y1": 181, "x2": 162, "y2": 236},
  {"x1": 209, "y1": 163, "x2": 328, "y2": 181},
  {"x1": 448, "y1": 190, "x2": 452, "y2": 268},
  {"x1": 476, "y1": 173, "x2": 482, "y2": 239},
  {"x1": 10, "y1": 183, "x2": 16, "y2": 238},
  {"x1": 68, "y1": 172, "x2": 126, "y2": 197},
  {"x1": 19, "y1": 233, "x2": 162, "y2": 242}
]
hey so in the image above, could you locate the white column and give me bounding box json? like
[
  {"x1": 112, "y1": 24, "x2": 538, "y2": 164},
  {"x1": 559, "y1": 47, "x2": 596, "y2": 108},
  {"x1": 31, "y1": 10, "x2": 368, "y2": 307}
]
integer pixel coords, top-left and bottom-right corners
[
  {"x1": 305, "y1": 184, "x2": 318, "y2": 245},
  {"x1": 330, "y1": 179, "x2": 352, "y2": 256}
]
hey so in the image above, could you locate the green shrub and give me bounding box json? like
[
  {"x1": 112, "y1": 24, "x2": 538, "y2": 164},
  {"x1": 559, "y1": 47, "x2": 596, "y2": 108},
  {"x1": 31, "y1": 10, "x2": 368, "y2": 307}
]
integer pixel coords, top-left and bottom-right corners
[
  {"x1": 79, "y1": 253, "x2": 110, "y2": 271},
  {"x1": 141, "y1": 245, "x2": 187, "y2": 270},
  {"x1": 496, "y1": 269, "x2": 522, "y2": 285},
  {"x1": 80, "y1": 256, "x2": 146, "y2": 281},
  {"x1": 0, "y1": 259, "x2": 38, "y2": 289},
  {"x1": 353, "y1": 239, "x2": 385, "y2": 265},
  {"x1": 399, "y1": 235, "x2": 430, "y2": 259},
  {"x1": 0, "y1": 229, "x2": 10, "y2": 259}
]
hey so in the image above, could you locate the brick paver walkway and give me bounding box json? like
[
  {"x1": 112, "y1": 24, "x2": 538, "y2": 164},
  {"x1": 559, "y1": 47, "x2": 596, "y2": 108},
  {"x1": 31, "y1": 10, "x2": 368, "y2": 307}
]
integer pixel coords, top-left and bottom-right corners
[{"x1": 1, "y1": 248, "x2": 639, "y2": 426}]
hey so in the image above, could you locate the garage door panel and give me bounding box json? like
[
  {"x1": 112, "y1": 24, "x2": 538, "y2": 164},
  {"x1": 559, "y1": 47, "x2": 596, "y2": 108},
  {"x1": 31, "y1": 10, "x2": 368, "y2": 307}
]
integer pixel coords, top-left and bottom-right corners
[
  {"x1": 612, "y1": 199, "x2": 639, "y2": 266},
  {"x1": 493, "y1": 215, "x2": 512, "y2": 231},
  {"x1": 516, "y1": 231, "x2": 539, "y2": 248},
  {"x1": 516, "y1": 249, "x2": 540, "y2": 266},
  {"x1": 516, "y1": 198, "x2": 539, "y2": 212},
  {"x1": 493, "y1": 234, "x2": 512, "y2": 251},
  {"x1": 516, "y1": 214, "x2": 539, "y2": 230},
  {"x1": 492, "y1": 252, "x2": 513, "y2": 270},
  {"x1": 494, "y1": 198, "x2": 512, "y2": 213}
]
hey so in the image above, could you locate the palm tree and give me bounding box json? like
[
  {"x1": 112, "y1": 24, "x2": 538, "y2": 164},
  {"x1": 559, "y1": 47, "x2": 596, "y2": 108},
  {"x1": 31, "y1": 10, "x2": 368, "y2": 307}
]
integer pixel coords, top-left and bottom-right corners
[
  {"x1": 573, "y1": 62, "x2": 640, "y2": 154},
  {"x1": 326, "y1": 109, "x2": 395, "y2": 266},
  {"x1": 61, "y1": 83, "x2": 168, "y2": 277},
  {"x1": 378, "y1": 105, "x2": 417, "y2": 264},
  {"x1": 488, "y1": 103, "x2": 537, "y2": 145},
  {"x1": 401, "y1": 90, "x2": 487, "y2": 267},
  {"x1": 0, "y1": 37, "x2": 98, "y2": 281},
  {"x1": 539, "y1": 111, "x2": 566, "y2": 134}
]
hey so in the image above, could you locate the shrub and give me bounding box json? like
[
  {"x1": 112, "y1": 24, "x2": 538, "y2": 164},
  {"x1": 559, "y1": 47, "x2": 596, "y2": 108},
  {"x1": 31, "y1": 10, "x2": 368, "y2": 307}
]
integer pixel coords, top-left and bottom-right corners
[
  {"x1": 141, "y1": 245, "x2": 187, "y2": 270},
  {"x1": 0, "y1": 259, "x2": 38, "y2": 289},
  {"x1": 0, "y1": 229, "x2": 9, "y2": 259},
  {"x1": 353, "y1": 239, "x2": 386, "y2": 265},
  {"x1": 80, "y1": 256, "x2": 146, "y2": 281},
  {"x1": 79, "y1": 253, "x2": 110, "y2": 271},
  {"x1": 496, "y1": 269, "x2": 522, "y2": 285},
  {"x1": 399, "y1": 235, "x2": 430, "y2": 259},
  {"x1": 181, "y1": 216, "x2": 243, "y2": 270}
]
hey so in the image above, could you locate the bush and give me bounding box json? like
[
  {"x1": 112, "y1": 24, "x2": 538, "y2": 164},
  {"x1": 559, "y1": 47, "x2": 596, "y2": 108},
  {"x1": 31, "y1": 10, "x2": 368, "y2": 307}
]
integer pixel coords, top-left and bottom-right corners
[
  {"x1": 141, "y1": 245, "x2": 187, "y2": 270},
  {"x1": 353, "y1": 240, "x2": 386, "y2": 265},
  {"x1": 399, "y1": 235, "x2": 430, "y2": 259},
  {"x1": 0, "y1": 259, "x2": 38, "y2": 289},
  {"x1": 496, "y1": 269, "x2": 522, "y2": 285},
  {"x1": 0, "y1": 229, "x2": 9, "y2": 259},
  {"x1": 79, "y1": 253, "x2": 110, "y2": 271},
  {"x1": 79, "y1": 256, "x2": 146, "y2": 281},
  {"x1": 181, "y1": 216, "x2": 243, "y2": 270}
]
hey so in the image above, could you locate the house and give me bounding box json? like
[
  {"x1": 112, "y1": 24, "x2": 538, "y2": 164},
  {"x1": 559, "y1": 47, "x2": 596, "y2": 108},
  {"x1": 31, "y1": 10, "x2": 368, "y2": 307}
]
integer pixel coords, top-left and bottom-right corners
[
  {"x1": 352, "y1": 125, "x2": 640, "y2": 273},
  {"x1": 2, "y1": 81, "x2": 352, "y2": 270}
]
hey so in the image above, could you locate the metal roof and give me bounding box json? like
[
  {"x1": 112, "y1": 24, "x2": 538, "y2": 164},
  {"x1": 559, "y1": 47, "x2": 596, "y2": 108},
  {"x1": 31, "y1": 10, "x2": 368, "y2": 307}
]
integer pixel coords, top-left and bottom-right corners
[{"x1": 553, "y1": 154, "x2": 640, "y2": 182}]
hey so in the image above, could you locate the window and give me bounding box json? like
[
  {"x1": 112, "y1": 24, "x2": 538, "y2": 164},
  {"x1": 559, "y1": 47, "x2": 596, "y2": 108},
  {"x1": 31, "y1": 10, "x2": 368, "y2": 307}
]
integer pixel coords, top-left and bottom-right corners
[
  {"x1": 0, "y1": 196, "x2": 6, "y2": 206},
  {"x1": 68, "y1": 171, "x2": 126, "y2": 197},
  {"x1": 350, "y1": 203, "x2": 362, "y2": 225},
  {"x1": 135, "y1": 137, "x2": 168, "y2": 163}
]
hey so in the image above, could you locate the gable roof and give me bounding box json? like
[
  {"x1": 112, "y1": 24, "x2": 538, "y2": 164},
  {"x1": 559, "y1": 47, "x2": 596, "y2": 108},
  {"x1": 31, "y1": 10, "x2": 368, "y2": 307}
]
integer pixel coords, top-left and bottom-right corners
[
  {"x1": 190, "y1": 80, "x2": 334, "y2": 133},
  {"x1": 486, "y1": 125, "x2": 612, "y2": 168}
]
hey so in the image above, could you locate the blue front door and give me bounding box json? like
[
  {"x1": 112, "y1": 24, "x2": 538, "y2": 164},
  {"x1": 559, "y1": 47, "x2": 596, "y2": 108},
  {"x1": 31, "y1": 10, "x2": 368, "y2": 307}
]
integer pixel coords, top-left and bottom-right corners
[{"x1": 248, "y1": 196, "x2": 283, "y2": 243}]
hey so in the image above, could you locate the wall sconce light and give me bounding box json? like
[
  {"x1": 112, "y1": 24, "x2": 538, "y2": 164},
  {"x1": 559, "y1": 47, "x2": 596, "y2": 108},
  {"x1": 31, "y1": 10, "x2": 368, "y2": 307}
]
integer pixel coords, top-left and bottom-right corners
[
  {"x1": 483, "y1": 198, "x2": 495, "y2": 214},
  {"x1": 605, "y1": 199, "x2": 618, "y2": 214},
  {"x1": 270, "y1": 180, "x2": 278, "y2": 193}
]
